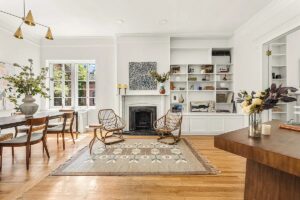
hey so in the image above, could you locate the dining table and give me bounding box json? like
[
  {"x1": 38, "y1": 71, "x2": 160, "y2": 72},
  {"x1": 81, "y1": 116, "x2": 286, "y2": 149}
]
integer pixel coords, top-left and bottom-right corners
[{"x1": 0, "y1": 111, "x2": 79, "y2": 132}]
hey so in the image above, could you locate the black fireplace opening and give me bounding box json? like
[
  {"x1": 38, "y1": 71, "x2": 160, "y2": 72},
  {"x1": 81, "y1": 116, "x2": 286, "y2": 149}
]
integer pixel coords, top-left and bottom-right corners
[{"x1": 129, "y1": 106, "x2": 157, "y2": 131}]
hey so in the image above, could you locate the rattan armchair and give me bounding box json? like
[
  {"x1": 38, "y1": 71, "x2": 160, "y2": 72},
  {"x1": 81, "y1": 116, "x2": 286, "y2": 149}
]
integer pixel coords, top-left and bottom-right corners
[
  {"x1": 89, "y1": 109, "x2": 125, "y2": 153},
  {"x1": 154, "y1": 110, "x2": 183, "y2": 145}
]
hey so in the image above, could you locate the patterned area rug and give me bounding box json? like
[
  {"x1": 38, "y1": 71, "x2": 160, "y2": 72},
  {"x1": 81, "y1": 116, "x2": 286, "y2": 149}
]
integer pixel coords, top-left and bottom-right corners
[{"x1": 51, "y1": 139, "x2": 217, "y2": 176}]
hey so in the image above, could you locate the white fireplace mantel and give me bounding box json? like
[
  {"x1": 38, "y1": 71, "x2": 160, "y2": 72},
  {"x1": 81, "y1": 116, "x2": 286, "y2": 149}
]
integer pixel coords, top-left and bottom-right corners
[{"x1": 118, "y1": 94, "x2": 169, "y2": 131}]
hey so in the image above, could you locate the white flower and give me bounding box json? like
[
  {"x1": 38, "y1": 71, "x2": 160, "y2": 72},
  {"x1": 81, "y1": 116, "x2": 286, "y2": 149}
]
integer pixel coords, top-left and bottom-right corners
[{"x1": 252, "y1": 98, "x2": 262, "y2": 106}]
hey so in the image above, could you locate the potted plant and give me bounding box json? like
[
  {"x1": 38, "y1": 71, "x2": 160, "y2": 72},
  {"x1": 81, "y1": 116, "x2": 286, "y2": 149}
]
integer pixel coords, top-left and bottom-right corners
[
  {"x1": 149, "y1": 70, "x2": 170, "y2": 94},
  {"x1": 238, "y1": 84, "x2": 297, "y2": 138},
  {"x1": 1, "y1": 59, "x2": 50, "y2": 116}
]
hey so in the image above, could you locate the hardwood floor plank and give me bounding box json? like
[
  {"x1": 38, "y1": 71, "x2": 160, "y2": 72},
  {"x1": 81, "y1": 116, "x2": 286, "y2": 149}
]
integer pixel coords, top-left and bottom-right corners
[{"x1": 0, "y1": 135, "x2": 245, "y2": 200}]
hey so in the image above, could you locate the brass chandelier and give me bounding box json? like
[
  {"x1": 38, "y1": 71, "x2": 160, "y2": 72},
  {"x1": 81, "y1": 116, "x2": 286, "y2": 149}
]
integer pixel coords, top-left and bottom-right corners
[{"x1": 0, "y1": 0, "x2": 53, "y2": 40}]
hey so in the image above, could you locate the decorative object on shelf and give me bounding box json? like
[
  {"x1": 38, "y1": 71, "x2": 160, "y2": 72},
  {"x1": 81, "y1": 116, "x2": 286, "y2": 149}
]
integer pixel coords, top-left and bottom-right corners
[
  {"x1": 218, "y1": 65, "x2": 229, "y2": 73},
  {"x1": 226, "y1": 92, "x2": 234, "y2": 103},
  {"x1": 170, "y1": 65, "x2": 181, "y2": 74},
  {"x1": 237, "y1": 84, "x2": 297, "y2": 138},
  {"x1": 170, "y1": 82, "x2": 176, "y2": 90},
  {"x1": 275, "y1": 74, "x2": 282, "y2": 79},
  {"x1": 179, "y1": 87, "x2": 185, "y2": 90},
  {"x1": 129, "y1": 62, "x2": 157, "y2": 90},
  {"x1": 172, "y1": 104, "x2": 183, "y2": 112},
  {"x1": 223, "y1": 74, "x2": 227, "y2": 81},
  {"x1": 189, "y1": 85, "x2": 194, "y2": 90},
  {"x1": 204, "y1": 86, "x2": 214, "y2": 90},
  {"x1": 188, "y1": 76, "x2": 197, "y2": 81},
  {"x1": 188, "y1": 66, "x2": 194, "y2": 73},
  {"x1": 190, "y1": 101, "x2": 215, "y2": 112},
  {"x1": 172, "y1": 93, "x2": 178, "y2": 103},
  {"x1": 272, "y1": 73, "x2": 276, "y2": 79},
  {"x1": 0, "y1": 59, "x2": 50, "y2": 116},
  {"x1": 216, "y1": 94, "x2": 227, "y2": 103},
  {"x1": 202, "y1": 75, "x2": 209, "y2": 81},
  {"x1": 0, "y1": 0, "x2": 54, "y2": 40},
  {"x1": 149, "y1": 69, "x2": 170, "y2": 94},
  {"x1": 201, "y1": 65, "x2": 214, "y2": 73},
  {"x1": 178, "y1": 94, "x2": 184, "y2": 103}
]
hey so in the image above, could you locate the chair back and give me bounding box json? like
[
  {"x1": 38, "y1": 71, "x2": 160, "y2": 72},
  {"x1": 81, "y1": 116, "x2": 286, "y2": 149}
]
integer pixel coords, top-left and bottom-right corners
[
  {"x1": 165, "y1": 110, "x2": 183, "y2": 130},
  {"x1": 62, "y1": 112, "x2": 75, "y2": 132},
  {"x1": 98, "y1": 109, "x2": 118, "y2": 129},
  {"x1": 25, "y1": 116, "x2": 49, "y2": 144}
]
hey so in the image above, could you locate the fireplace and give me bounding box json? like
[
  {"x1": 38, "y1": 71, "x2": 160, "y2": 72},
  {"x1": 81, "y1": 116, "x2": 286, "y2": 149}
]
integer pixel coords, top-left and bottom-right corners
[{"x1": 129, "y1": 106, "x2": 157, "y2": 131}]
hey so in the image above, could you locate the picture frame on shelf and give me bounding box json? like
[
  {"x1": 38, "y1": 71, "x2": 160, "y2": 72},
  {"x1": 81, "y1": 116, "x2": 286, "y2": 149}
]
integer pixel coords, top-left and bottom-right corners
[{"x1": 190, "y1": 101, "x2": 215, "y2": 112}]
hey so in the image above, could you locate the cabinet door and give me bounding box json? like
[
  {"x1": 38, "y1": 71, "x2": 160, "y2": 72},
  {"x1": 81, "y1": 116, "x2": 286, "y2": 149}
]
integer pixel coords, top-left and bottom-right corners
[
  {"x1": 224, "y1": 117, "x2": 245, "y2": 132},
  {"x1": 189, "y1": 116, "x2": 224, "y2": 135}
]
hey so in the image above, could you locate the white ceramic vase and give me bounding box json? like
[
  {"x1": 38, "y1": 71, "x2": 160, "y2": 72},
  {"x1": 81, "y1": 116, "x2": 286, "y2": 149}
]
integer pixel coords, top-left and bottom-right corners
[{"x1": 19, "y1": 95, "x2": 39, "y2": 116}]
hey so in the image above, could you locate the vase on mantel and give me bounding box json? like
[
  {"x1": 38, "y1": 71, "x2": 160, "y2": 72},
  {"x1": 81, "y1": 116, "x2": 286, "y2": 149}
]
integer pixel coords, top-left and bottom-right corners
[
  {"x1": 19, "y1": 95, "x2": 39, "y2": 116},
  {"x1": 159, "y1": 83, "x2": 166, "y2": 94},
  {"x1": 248, "y1": 112, "x2": 262, "y2": 138}
]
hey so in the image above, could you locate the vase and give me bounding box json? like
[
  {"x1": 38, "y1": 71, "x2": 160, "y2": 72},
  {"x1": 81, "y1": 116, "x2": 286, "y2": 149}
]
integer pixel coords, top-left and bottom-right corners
[
  {"x1": 159, "y1": 83, "x2": 166, "y2": 94},
  {"x1": 19, "y1": 95, "x2": 39, "y2": 116},
  {"x1": 248, "y1": 112, "x2": 262, "y2": 138},
  {"x1": 178, "y1": 94, "x2": 184, "y2": 103}
]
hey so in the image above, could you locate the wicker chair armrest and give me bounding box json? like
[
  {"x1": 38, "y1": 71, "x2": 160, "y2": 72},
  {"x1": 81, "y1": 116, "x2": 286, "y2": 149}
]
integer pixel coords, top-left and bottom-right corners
[{"x1": 116, "y1": 115, "x2": 126, "y2": 129}]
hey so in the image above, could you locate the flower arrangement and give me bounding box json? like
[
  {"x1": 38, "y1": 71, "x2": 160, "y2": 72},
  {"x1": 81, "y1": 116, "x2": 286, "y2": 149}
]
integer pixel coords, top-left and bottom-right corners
[
  {"x1": 238, "y1": 84, "x2": 297, "y2": 114},
  {"x1": 149, "y1": 70, "x2": 170, "y2": 83},
  {"x1": 1, "y1": 59, "x2": 50, "y2": 109}
]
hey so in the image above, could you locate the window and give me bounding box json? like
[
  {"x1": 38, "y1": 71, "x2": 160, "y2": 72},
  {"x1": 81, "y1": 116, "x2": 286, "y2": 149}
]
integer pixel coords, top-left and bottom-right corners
[{"x1": 49, "y1": 61, "x2": 96, "y2": 108}]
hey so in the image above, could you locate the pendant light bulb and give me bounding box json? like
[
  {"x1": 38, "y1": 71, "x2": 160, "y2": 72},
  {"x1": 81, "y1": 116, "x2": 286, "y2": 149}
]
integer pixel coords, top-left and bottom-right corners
[
  {"x1": 14, "y1": 26, "x2": 23, "y2": 39},
  {"x1": 45, "y1": 27, "x2": 54, "y2": 40},
  {"x1": 24, "y1": 10, "x2": 35, "y2": 26}
]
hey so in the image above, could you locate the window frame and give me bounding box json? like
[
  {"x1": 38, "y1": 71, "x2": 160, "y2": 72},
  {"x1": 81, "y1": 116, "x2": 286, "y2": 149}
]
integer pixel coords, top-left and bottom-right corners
[{"x1": 48, "y1": 60, "x2": 96, "y2": 109}]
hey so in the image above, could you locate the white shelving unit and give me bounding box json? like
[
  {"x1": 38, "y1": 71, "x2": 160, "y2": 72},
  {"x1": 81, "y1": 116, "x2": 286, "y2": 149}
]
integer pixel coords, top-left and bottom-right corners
[
  {"x1": 267, "y1": 36, "x2": 289, "y2": 121},
  {"x1": 170, "y1": 51, "x2": 234, "y2": 114}
]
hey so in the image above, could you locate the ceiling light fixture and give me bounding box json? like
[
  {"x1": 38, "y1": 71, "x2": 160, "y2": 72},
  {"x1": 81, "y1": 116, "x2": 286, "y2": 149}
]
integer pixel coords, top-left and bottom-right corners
[
  {"x1": 160, "y1": 19, "x2": 168, "y2": 24},
  {"x1": 116, "y1": 19, "x2": 125, "y2": 24},
  {"x1": 0, "y1": 0, "x2": 53, "y2": 40}
]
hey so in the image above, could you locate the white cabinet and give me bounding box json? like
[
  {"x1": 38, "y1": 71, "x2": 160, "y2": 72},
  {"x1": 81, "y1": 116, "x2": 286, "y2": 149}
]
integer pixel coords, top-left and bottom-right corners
[{"x1": 181, "y1": 114, "x2": 246, "y2": 135}]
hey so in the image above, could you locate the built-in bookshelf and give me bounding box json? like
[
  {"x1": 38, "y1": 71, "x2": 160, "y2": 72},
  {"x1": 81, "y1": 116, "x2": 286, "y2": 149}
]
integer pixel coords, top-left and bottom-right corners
[
  {"x1": 170, "y1": 49, "x2": 235, "y2": 114},
  {"x1": 268, "y1": 36, "x2": 289, "y2": 121}
]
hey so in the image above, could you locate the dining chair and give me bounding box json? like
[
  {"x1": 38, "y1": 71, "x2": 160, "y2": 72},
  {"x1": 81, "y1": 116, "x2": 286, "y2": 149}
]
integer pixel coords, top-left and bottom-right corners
[
  {"x1": 153, "y1": 110, "x2": 183, "y2": 145},
  {"x1": 11, "y1": 112, "x2": 30, "y2": 137},
  {"x1": 48, "y1": 109, "x2": 78, "y2": 139},
  {"x1": 46, "y1": 112, "x2": 75, "y2": 150},
  {"x1": 0, "y1": 116, "x2": 50, "y2": 171}
]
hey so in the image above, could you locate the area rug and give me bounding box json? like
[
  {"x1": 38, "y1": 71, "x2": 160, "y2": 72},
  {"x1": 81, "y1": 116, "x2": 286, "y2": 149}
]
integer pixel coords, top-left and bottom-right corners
[{"x1": 51, "y1": 138, "x2": 217, "y2": 176}]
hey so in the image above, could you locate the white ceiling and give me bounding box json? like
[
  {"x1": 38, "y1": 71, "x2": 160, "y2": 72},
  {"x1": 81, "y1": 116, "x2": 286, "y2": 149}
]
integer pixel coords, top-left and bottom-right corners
[{"x1": 0, "y1": 0, "x2": 273, "y2": 39}]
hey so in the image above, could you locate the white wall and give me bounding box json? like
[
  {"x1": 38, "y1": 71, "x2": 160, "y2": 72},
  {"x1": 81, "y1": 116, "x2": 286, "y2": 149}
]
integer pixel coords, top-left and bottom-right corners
[
  {"x1": 117, "y1": 36, "x2": 170, "y2": 95},
  {"x1": 232, "y1": 0, "x2": 300, "y2": 92},
  {"x1": 0, "y1": 28, "x2": 40, "y2": 117},
  {"x1": 287, "y1": 29, "x2": 300, "y2": 88},
  {"x1": 40, "y1": 37, "x2": 116, "y2": 123}
]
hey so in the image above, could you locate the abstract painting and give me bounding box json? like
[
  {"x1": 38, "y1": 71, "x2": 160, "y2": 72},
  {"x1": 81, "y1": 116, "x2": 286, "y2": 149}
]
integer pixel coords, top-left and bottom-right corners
[{"x1": 129, "y1": 62, "x2": 157, "y2": 90}]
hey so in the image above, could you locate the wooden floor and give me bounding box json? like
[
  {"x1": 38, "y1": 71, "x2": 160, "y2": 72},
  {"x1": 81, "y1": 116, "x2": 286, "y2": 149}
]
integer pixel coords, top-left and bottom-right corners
[{"x1": 0, "y1": 134, "x2": 246, "y2": 200}]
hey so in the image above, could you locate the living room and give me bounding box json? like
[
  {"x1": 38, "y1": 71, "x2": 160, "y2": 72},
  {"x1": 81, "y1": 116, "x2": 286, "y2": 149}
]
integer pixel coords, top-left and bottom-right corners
[{"x1": 0, "y1": 0, "x2": 300, "y2": 199}]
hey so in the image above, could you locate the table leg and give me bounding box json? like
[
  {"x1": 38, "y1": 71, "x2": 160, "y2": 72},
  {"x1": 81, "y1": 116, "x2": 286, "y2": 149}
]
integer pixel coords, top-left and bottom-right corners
[{"x1": 244, "y1": 159, "x2": 300, "y2": 200}]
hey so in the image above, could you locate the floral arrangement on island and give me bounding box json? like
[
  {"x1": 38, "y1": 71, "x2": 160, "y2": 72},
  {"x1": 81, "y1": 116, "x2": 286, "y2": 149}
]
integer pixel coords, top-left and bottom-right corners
[
  {"x1": 238, "y1": 84, "x2": 297, "y2": 137},
  {"x1": 149, "y1": 70, "x2": 170, "y2": 94},
  {"x1": 238, "y1": 84, "x2": 297, "y2": 114}
]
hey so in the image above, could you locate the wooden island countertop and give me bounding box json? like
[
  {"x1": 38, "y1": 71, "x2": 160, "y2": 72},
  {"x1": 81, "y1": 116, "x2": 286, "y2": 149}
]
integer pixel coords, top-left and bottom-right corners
[{"x1": 214, "y1": 120, "x2": 300, "y2": 200}]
